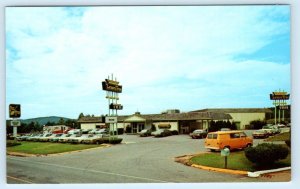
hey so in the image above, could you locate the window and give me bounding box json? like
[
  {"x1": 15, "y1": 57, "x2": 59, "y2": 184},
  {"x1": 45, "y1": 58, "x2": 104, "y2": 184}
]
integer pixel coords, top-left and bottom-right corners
[
  {"x1": 240, "y1": 132, "x2": 247, "y2": 137},
  {"x1": 230, "y1": 133, "x2": 240, "y2": 138}
]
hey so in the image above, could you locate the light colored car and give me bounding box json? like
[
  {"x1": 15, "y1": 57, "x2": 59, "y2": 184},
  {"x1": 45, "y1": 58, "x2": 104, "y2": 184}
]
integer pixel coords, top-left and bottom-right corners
[
  {"x1": 66, "y1": 134, "x2": 82, "y2": 143},
  {"x1": 58, "y1": 134, "x2": 73, "y2": 143},
  {"x1": 49, "y1": 133, "x2": 64, "y2": 142},
  {"x1": 261, "y1": 125, "x2": 280, "y2": 135},
  {"x1": 39, "y1": 134, "x2": 57, "y2": 142},
  {"x1": 252, "y1": 129, "x2": 269, "y2": 139},
  {"x1": 69, "y1": 134, "x2": 92, "y2": 144},
  {"x1": 151, "y1": 129, "x2": 172, "y2": 137},
  {"x1": 82, "y1": 134, "x2": 107, "y2": 144},
  {"x1": 138, "y1": 129, "x2": 152, "y2": 137},
  {"x1": 26, "y1": 134, "x2": 43, "y2": 141}
]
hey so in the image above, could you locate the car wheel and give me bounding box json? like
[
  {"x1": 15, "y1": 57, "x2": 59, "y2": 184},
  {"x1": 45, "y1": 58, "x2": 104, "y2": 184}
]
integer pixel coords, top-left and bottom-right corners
[{"x1": 246, "y1": 143, "x2": 252, "y2": 148}]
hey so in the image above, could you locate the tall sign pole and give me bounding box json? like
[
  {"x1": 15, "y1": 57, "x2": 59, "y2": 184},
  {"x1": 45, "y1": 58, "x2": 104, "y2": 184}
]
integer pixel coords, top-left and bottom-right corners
[
  {"x1": 9, "y1": 104, "x2": 21, "y2": 138},
  {"x1": 102, "y1": 74, "x2": 123, "y2": 136},
  {"x1": 270, "y1": 90, "x2": 289, "y2": 125}
]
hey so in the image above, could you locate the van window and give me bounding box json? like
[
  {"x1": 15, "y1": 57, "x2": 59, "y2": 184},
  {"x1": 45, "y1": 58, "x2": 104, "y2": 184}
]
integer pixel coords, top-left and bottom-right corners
[
  {"x1": 240, "y1": 132, "x2": 247, "y2": 137},
  {"x1": 230, "y1": 133, "x2": 240, "y2": 138},
  {"x1": 207, "y1": 133, "x2": 218, "y2": 139}
]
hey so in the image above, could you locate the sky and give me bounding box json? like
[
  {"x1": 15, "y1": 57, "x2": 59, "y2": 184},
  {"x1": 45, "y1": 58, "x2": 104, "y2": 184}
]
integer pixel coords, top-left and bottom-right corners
[{"x1": 5, "y1": 5, "x2": 290, "y2": 119}]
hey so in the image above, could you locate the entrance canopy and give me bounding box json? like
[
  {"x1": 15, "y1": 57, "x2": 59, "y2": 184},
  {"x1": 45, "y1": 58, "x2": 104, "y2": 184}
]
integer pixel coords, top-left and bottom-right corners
[{"x1": 124, "y1": 115, "x2": 147, "y2": 123}]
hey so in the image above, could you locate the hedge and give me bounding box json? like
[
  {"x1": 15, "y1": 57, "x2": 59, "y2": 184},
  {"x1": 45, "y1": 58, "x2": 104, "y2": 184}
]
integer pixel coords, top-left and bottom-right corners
[{"x1": 245, "y1": 143, "x2": 289, "y2": 166}]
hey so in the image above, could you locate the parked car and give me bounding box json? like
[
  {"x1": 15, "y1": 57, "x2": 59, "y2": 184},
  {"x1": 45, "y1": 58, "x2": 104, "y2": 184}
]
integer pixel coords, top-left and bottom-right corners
[
  {"x1": 39, "y1": 133, "x2": 56, "y2": 142},
  {"x1": 30, "y1": 134, "x2": 45, "y2": 142},
  {"x1": 68, "y1": 129, "x2": 81, "y2": 135},
  {"x1": 69, "y1": 134, "x2": 92, "y2": 144},
  {"x1": 66, "y1": 134, "x2": 82, "y2": 143},
  {"x1": 82, "y1": 134, "x2": 106, "y2": 144},
  {"x1": 252, "y1": 129, "x2": 269, "y2": 139},
  {"x1": 49, "y1": 133, "x2": 65, "y2": 142},
  {"x1": 189, "y1": 129, "x2": 208, "y2": 139},
  {"x1": 138, "y1": 129, "x2": 152, "y2": 137},
  {"x1": 261, "y1": 125, "x2": 280, "y2": 135},
  {"x1": 151, "y1": 129, "x2": 172, "y2": 137},
  {"x1": 58, "y1": 134, "x2": 73, "y2": 143},
  {"x1": 205, "y1": 130, "x2": 253, "y2": 151},
  {"x1": 16, "y1": 134, "x2": 34, "y2": 141},
  {"x1": 26, "y1": 134, "x2": 43, "y2": 141}
]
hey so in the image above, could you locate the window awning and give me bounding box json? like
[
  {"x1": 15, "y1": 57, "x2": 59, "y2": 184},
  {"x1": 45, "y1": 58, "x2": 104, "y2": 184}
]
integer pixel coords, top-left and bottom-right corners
[{"x1": 158, "y1": 123, "x2": 171, "y2": 129}]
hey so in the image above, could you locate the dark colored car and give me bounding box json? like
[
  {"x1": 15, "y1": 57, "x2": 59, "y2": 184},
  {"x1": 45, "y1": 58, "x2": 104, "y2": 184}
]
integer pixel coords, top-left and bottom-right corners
[
  {"x1": 152, "y1": 129, "x2": 172, "y2": 137},
  {"x1": 189, "y1": 129, "x2": 208, "y2": 139},
  {"x1": 138, "y1": 129, "x2": 152, "y2": 137}
]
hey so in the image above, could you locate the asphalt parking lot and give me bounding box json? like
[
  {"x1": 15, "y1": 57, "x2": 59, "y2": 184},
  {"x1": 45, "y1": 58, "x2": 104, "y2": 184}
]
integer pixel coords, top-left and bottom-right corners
[{"x1": 7, "y1": 131, "x2": 280, "y2": 184}]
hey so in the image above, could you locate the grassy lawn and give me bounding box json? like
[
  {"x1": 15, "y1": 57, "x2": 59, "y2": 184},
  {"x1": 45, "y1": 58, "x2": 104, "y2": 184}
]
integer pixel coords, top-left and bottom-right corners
[
  {"x1": 7, "y1": 141, "x2": 103, "y2": 155},
  {"x1": 265, "y1": 132, "x2": 290, "y2": 142},
  {"x1": 190, "y1": 150, "x2": 291, "y2": 172}
]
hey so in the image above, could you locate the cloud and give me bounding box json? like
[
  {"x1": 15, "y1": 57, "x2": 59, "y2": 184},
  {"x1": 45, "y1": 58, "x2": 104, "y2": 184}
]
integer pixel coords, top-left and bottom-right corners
[{"x1": 6, "y1": 6, "x2": 290, "y2": 118}]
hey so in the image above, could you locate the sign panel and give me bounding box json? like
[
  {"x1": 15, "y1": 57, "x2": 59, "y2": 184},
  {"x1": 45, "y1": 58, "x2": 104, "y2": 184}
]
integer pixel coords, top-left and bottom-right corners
[
  {"x1": 270, "y1": 94, "x2": 290, "y2": 100},
  {"x1": 221, "y1": 148, "x2": 230, "y2": 156},
  {"x1": 105, "y1": 116, "x2": 117, "y2": 123},
  {"x1": 9, "y1": 104, "x2": 21, "y2": 118},
  {"x1": 102, "y1": 81, "x2": 122, "y2": 93},
  {"x1": 109, "y1": 103, "x2": 123, "y2": 110},
  {"x1": 279, "y1": 105, "x2": 289, "y2": 110},
  {"x1": 11, "y1": 120, "x2": 21, "y2": 127}
]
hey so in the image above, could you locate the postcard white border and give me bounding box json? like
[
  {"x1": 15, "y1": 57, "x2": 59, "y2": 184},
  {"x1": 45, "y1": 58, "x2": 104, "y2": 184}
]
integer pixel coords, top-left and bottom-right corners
[{"x1": 1, "y1": 1, "x2": 299, "y2": 189}]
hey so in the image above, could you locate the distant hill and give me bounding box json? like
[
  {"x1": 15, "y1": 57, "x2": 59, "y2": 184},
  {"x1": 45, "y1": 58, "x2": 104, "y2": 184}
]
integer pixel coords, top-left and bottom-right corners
[{"x1": 20, "y1": 116, "x2": 73, "y2": 125}]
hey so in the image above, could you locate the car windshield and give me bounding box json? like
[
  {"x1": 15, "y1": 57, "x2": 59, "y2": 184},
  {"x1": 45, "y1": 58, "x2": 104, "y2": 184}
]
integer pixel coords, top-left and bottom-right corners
[{"x1": 194, "y1": 130, "x2": 204, "y2": 133}]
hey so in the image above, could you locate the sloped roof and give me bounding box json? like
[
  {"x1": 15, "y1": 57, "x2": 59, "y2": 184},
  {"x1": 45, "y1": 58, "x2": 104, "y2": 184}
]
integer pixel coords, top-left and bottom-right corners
[
  {"x1": 78, "y1": 112, "x2": 232, "y2": 123},
  {"x1": 191, "y1": 108, "x2": 272, "y2": 113}
]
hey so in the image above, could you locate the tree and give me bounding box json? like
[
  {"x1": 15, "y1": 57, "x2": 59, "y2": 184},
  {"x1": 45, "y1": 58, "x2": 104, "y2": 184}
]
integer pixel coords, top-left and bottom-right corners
[
  {"x1": 58, "y1": 118, "x2": 65, "y2": 125},
  {"x1": 78, "y1": 113, "x2": 84, "y2": 119}
]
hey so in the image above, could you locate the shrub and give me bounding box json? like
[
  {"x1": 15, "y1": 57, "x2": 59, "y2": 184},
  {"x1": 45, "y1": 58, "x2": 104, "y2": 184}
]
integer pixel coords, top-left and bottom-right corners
[
  {"x1": 109, "y1": 137, "x2": 123, "y2": 144},
  {"x1": 7, "y1": 141, "x2": 21, "y2": 147},
  {"x1": 249, "y1": 120, "x2": 266, "y2": 130},
  {"x1": 245, "y1": 143, "x2": 289, "y2": 166},
  {"x1": 171, "y1": 130, "x2": 179, "y2": 135}
]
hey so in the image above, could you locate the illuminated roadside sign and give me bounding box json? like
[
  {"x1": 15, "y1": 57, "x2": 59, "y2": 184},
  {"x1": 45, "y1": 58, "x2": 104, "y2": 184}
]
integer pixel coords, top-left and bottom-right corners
[
  {"x1": 9, "y1": 104, "x2": 21, "y2": 118},
  {"x1": 105, "y1": 116, "x2": 117, "y2": 123},
  {"x1": 109, "y1": 103, "x2": 123, "y2": 110},
  {"x1": 11, "y1": 120, "x2": 21, "y2": 127},
  {"x1": 279, "y1": 105, "x2": 289, "y2": 110},
  {"x1": 102, "y1": 79, "x2": 122, "y2": 93},
  {"x1": 270, "y1": 93, "x2": 290, "y2": 100}
]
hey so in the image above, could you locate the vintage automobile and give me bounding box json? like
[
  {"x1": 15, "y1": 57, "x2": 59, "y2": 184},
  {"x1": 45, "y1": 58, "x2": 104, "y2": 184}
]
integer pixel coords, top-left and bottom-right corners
[
  {"x1": 82, "y1": 134, "x2": 107, "y2": 144},
  {"x1": 39, "y1": 133, "x2": 57, "y2": 142},
  {"x1": 189, "y1": 129, "x2": 208, "y2": 139},
  {"x1": 205, "y1": 130, "x2": 253, "y2": 151},
  {"x1": 49, "y1": 133, "x2": 65, "y2": 142},
  {"x1": 69, "y1": 134, "x2": 93, "y2": 144},
  {"x1": 252, "y1": 129, "x2": 269, "y2": 139},
  {"x1": 66, "y1": 134, "x2": 82, "y2": 143},
  {"x1": 58, "y1": 134, "x2": 73, "y2": 143},
  {"x1": 138, "y1": 129, "x2": 152, "y2": 137},
  {"x1": 16, "y1": 134, "x2": 34, "y2": 141},
  {"x1": 261, "y1": 125, "x2": 280, "y2": 135},
  {"x1": 151, "y1": 129, "x2": 172, "y2": 137}
]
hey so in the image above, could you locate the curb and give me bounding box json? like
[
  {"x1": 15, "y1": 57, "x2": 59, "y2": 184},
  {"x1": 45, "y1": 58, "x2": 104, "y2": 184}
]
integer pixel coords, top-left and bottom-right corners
[
  {"x1": 191, "y1": 164, "x2": 248, "y2": 175},
  {"x1": 247, "y1": 167, "x2": 291, "y2": 177},
  {"x1": 7, "y1": 144, "x2": 111, "y2": 157}
]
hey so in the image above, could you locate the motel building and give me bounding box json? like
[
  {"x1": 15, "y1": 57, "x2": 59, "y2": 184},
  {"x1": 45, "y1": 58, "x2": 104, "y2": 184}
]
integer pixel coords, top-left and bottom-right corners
[{"x1": 78, "y1": 108, "x2": 272, "y2": 134}]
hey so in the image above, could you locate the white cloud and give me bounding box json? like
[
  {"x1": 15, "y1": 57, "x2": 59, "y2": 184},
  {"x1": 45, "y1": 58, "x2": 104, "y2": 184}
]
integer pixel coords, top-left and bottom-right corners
[{"x1": 6, "y1": 6, "x2": 290, "y2": 118}]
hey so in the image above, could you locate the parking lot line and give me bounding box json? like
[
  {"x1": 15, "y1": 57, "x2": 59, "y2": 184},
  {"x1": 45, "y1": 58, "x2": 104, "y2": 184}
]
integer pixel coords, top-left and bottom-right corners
[
  {"x1": 7, "y1": 175, "x2": 35, "y2": 184},
  {"x1": 8, "y1": 157, "x2": 170, "y2": 183}
]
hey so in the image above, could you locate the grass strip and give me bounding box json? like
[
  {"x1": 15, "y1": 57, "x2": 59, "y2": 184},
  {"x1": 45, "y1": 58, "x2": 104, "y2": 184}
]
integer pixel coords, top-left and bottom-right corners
[
  {"x1": 7, "y1": 141, "x2": 102, "y2": 155},
  {"x1": 190, "y1": 151, "x2": 290, "y2": 172}
]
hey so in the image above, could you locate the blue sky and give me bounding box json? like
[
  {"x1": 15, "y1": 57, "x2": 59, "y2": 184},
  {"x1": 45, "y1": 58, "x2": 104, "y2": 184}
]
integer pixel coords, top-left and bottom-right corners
[{"x1": 6, "y1": 6, "x2": 290, "y2": 119}]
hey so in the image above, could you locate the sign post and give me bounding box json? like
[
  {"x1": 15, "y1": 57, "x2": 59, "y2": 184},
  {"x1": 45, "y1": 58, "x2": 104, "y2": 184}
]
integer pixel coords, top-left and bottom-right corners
[
  {"x1": 270, "y1": 90, "x2": 290, "y2": 124},
  {"x1": 102, "y1": 74, "x2": 123, "y2": 136},
  {"x1": 9, "y1": 104, "x2": 21, "y2": 138},
  {"x1": 221, "y1": 148, "x2": 230, "y2": 169}
]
